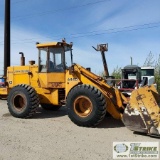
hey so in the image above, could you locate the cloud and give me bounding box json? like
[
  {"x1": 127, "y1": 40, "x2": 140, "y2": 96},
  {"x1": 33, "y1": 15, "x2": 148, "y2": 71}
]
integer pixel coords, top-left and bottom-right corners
[
  {"x1": 73, "y1": 46, "x2": 104, "y2": 73},
  {"x1": 87, "y1": 0, "x2": 160, "y2": 30},
  {"x1": 0, "y1": 21, "x2": 52, "y2": 75}
]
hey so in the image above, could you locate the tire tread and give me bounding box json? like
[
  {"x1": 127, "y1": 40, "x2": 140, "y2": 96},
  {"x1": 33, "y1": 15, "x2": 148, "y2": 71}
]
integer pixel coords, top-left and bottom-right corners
[
  {"x1": 67, "y1": 84, "x2": 107, "y2": 127},
  {"x1": 7, "y1": 84, "x2": 39, "y2": 118}
]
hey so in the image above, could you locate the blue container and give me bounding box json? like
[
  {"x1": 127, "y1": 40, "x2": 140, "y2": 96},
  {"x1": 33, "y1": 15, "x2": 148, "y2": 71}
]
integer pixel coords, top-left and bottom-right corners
[{"x1": 0, "y1": 78, "x2": 5, "y2": 86}]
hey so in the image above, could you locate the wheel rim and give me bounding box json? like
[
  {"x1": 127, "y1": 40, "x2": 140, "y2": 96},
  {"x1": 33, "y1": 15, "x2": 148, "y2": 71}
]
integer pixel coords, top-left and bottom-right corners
[
  {"x1": 74, "y1": 96, "x2": 93, "y2": 117},
  {"x1": 12, "y1": 94, "x2": 26, "y2": 111}
]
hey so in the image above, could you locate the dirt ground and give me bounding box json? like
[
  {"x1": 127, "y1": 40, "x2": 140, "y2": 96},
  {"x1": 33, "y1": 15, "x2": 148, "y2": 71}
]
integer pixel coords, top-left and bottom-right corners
[{"x1": 0, "y1": 100, "x2": 158, "y2": 160}]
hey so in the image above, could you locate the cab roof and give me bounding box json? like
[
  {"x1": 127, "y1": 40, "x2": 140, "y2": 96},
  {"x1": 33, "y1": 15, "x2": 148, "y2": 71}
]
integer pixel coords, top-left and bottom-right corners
[
  {"x1": 123, "y1": 65, "x2": 140, "y2": 70},
  {"x1": 36, "y1": 41, "x2": 72, "y2": 48}
]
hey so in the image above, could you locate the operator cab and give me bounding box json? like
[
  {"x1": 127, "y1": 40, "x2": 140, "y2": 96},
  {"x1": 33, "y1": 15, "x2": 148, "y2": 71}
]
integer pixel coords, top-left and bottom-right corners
[
  {"x1": 36, "y1": 40, "x2": 73, "y2": 73},
  {"x1": 121, "y1": 65, "x2": 141, "y2": 89}
]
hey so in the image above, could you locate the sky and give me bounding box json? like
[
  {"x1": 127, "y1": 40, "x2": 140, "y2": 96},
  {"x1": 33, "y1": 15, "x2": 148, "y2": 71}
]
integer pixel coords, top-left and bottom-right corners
[{"x1": 0, "y1": 0, "x2": 160, "y2": 75}]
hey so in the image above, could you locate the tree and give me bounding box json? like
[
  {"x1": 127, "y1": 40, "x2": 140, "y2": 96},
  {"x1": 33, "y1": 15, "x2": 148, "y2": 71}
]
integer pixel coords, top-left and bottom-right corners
[
  {"x1": 155, "y1": 54, "x2": 160, "y2": 75},
  {"x1": 99, "y1": 66, "x2": 121, "y2": 79},
  {"x1": 143, "y1": 52, "x2": 160, "y2": 93},
  {"x1": 111, "y1": 66, "x2": 121, "y2": 79},
  {"x1": 154, "y1": 54, "x2": 160, "y2": 93},
  {"x1": 143, "y1": 51, "x2": 155, "y2": 67}
]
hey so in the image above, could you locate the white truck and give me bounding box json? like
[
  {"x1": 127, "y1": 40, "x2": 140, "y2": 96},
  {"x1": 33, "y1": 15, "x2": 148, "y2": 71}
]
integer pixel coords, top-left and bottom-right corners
[{"x1": 141, "y1": 66, "x2": 156, "y2": 87}]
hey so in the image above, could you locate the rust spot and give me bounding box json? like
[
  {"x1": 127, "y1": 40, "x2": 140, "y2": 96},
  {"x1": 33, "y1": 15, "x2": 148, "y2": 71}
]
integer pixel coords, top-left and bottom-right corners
[{"x1": 136, "y1": 94, "x2": 146, "y2": 101}]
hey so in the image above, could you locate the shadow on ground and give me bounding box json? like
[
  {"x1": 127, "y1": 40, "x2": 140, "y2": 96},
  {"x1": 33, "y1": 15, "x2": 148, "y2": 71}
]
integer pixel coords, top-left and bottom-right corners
[
  {"x1": 3, "y1": 106, "x2": 125, "y2": 129},
  {"x1": 34, "y1": 107, "x2": 125, "y2": 128},
  {"x1": 33, "y1": 106, "x2": 67, "y2": 119},
  {"x1": 133, "y1": 131, "x2": 160, "y2": 139},
  {"x1": 2, "y1": 106, "x2": 68, "y2": 119},
  {"x1": 97, "y1": 116, "x2": 125, "y2": 129}
]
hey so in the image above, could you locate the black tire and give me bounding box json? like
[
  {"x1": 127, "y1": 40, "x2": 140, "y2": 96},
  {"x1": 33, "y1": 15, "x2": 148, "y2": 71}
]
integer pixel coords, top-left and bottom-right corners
[
  {"x1": 41, "y1": 104, "x2": 61, "y2": 111},
  {"x1": 7, "y1": 84, "x2": 39, "y2": 118},
  {"x1": 66, "y1": 84, "x2": 106, "y2": 127}
]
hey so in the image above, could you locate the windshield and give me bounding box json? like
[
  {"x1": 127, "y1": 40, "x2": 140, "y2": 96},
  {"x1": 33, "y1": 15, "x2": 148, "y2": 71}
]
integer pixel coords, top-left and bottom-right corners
[
  {"x1": 39, "y1": 46, "x2": 72, "y2": 72},
  {"x1": 49, "y1": 47, "x2": 63, "y2": 65},
  {"x1": 141, "y1": 69, "x2": 154, "y2": 76},
  {"x1": 49, "y1": 47, "x2": 64, "y2": 72}
]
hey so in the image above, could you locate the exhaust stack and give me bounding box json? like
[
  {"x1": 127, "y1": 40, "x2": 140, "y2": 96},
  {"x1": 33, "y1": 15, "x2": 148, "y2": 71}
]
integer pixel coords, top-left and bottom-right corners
[{"x1": 19, "y1": 52, "x2": 25, "y2": 66}]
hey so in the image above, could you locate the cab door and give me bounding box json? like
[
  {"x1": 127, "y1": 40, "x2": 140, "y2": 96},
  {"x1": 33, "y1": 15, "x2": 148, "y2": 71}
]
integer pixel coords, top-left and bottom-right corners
[{"x1": 38, "y1": 47, "x2": 65, "y2": 89}]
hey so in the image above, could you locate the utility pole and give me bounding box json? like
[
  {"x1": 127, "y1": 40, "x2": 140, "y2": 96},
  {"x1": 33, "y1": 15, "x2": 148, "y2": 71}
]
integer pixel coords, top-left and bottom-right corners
[{"x1": 4, "y1": 0, "x2": 10, "y2": 77}]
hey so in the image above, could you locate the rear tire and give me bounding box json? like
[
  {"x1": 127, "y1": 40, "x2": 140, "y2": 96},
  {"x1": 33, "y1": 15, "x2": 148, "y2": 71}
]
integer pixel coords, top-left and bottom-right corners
[
  {"x1": 41, "y1": 104, "x2": 61, "y2": 111},
  {"x1": 66, "y1": 84, "x2": 106, "y2": 127},
  {"x1": 7, "y1": 84, "x2": 39, "y2": 118}
]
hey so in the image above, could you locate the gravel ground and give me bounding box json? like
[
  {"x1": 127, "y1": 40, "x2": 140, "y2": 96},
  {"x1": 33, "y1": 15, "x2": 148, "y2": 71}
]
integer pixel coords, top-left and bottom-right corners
[{"x1": 0, "y1": 100, "x2": 159, "y2": 160}]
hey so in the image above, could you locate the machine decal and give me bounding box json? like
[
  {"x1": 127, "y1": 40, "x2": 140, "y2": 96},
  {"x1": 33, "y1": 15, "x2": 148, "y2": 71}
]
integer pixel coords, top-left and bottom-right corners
[
  {"x1": 14, "y1": 70, "x2": 29, "y2": 73},
  {"x1": 67, "y1": 78, "x2": 78, "y2": 81},
  {"x1": 49, "y1": 82, "x2": 63, "y2": 88}
]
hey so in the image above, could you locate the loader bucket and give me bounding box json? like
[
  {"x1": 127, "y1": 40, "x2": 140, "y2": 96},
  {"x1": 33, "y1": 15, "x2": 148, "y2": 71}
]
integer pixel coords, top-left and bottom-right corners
[{"x1": 122, "y1": 84, "x2": 160, "y2": 137}]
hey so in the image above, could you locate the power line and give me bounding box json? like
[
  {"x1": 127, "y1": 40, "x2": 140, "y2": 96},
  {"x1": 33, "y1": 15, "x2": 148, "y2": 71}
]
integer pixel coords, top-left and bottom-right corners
[
  {"x1": 43, "y1": 21, "x2": 160, "y2": 39},
  {"x1": 70, "y1": 24, "x2": 160, "y2": 39},
  {"x1": 12, "y1": 0, "x2": 111, "y2": 20},
  {"x1": 11, "y1": 0, "x2": 29, "y2": 5},
  {"x1": 0, "y1": 21, "x2": 159, "y2": 45},
  {"x1": 0, "y1": 21, "x2": 160, "y2": 45}
]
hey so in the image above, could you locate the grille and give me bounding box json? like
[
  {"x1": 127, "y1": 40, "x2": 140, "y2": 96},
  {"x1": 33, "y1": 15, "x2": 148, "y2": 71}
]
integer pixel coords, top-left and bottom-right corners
[{"x1": 58, "y1": 89, "x2": 65, "y2": 104}]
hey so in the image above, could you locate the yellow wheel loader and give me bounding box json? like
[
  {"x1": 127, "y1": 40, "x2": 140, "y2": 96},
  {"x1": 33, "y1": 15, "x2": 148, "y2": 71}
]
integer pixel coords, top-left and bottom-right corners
[{"x1": 0, "y1": 40, "x2": 159, "y2": 137}]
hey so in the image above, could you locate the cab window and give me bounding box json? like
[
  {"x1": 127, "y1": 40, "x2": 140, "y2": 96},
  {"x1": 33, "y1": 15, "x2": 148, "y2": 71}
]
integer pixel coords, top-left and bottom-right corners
[
  {"x1": 39, "y1": 48, "x2": 47, "y2": 72},
  {"x1": 49, "y1": 48, "x2": 64, "y2": 72}
]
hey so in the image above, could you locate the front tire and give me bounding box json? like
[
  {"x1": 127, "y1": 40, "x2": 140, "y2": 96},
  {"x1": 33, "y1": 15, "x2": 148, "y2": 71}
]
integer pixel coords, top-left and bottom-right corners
[
  {"x1": 7, "y1": 84, "x2": 39, "y2": 118},
  {"x1": 66, "y1": 84, "x2": 106, "y2": 127}
]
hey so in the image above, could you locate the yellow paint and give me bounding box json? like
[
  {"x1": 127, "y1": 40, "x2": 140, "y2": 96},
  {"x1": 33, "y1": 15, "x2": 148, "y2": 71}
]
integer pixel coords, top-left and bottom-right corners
[
  {"x1": 36, "y1": 41, "x2": 72, "y2": 48},
  {"x1": 7, "y1": 65, "x2": 31, "y2": 87},
  {"x1": 38, "y1": 73, "x2": 65, "y2": 88},
  {"x1": 36, "y1": 42, "x2": 59, "y2": 48},
  {"x1": 65, "y1": 70, "x2": 80, "y2": 96},
  {"x1": 0, "y1": 87, "x2": 8, "y2": 95},
  {"x1": 36, "y1": 88, "x2": 59, "y2": 105}
]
